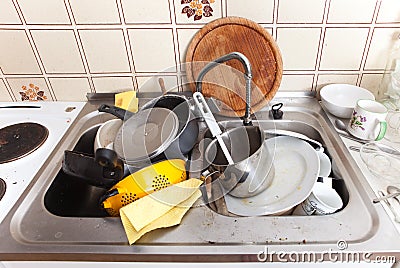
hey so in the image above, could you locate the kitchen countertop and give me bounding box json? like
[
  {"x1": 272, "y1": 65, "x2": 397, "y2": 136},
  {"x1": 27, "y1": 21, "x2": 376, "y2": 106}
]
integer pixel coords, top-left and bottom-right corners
[
  {"x1": 1, "y1": 94, "x2": 400, "y2": 264},
  {"x1": 341, "y1": 136, "x2": 400, "y2": 234},
  {"x1": 324, "y1": 109, "x2": 400, "y2": 235}
]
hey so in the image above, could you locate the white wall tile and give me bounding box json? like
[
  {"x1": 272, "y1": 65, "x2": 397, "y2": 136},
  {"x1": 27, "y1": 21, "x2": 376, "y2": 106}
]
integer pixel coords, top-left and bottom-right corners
[
  {"x1": 129, "y1": 29, "x2": 176, "y2": 72},
  {"x1": 174, "y1": 0, "x2": 222, "y2": 24},
  {"x1": 7, "y1": 78, "x2": 53, "y2": 101},
  {"x1": 365, "y1": 28, "x2": 400, "y2": 70},
  {"x1": 226, "y1": 0, "x2": 274, "y2": 23},
  {"x1": 180, "y1": 75, "x2": 191, "y2": 92},
  {"x1": 316, "y1": 74, "x2": 359, "y2": 91},
  {"x1": 277, "y1": 0, "x2": 325, "y2": 23},
  {"x1": 49, "y1": 77, "x2": 91, "y2": 101},
  {"x1": 319, "y1": 28, "x2": 369, "y2": 70},
  {"x1": 31, "y1": 30, "x2": 85, "y2": 74},
  {"x1": 377, "y1": 0, "x2": 400, "y2": 23},
  {"x1": 93, "y1": 76, "x2": 135, "y2": 93},
  {"x1": 0, "y1": 79, "x2": 12, "y2": 101},
  {"x1": 279, "y1": 74, "x2": 314, "y2": 91},
  {"x1": 79, "y1": 30, "x2": 131, "y2": 73},
  {"x1": 327, "y1": 0, "x2": 376, "y2": 23},
  {"x1": 360, "y1": 73, "x2": 383, "y2": 95},
  {"x1": 69, "y1": 0, "x2": 121, "y2": 25},
  {"x1": 177, "y1": 28, "x2": 199, "y2": 65},
  {"x1": 137, "y1": 75, "x2": 178, "y2": 93},
  {"x1": 121, "y1": 0, "x2": 171, "y2": 24},
  {"x1": 0, "y1": 30, "x2": 41, "y2": 74},
  {"x1": 0, "y1": 1, "x2": 21, "y2": 24},
  {"x1": 277, "y1": 28, "x2": 321, "y2": 70},
  {"x1": 18, "y1": 0, "x2": 70, "y2": 24}
]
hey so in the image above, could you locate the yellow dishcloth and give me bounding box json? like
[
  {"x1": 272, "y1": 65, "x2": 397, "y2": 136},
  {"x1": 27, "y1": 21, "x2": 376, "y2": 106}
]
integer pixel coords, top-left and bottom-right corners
[
  {"x1": 114, "y1": 90, "x2": 138, "y2": 113},
  {"x1": 120, "y1": 178, "x2": 202, "y2": 244}
]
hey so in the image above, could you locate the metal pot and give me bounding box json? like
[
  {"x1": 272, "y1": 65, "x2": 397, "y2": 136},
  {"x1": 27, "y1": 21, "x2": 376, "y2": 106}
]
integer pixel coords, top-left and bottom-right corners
[
  {"x1": 205, "y1": 126, "x2": 275, "y2": 198},
  {"x1": 141, "y1": 94, "x2": 199, "y2": 160}
]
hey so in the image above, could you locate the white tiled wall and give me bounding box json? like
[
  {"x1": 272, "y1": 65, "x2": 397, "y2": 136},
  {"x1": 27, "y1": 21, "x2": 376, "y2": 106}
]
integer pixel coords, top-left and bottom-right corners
[{"x1": 0, "y1": 0, "x2": 399, "y2": 101}]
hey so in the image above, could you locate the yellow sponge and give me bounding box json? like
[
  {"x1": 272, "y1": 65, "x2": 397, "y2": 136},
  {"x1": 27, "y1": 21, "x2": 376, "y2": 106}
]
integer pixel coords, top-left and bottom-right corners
[{"x1": 115, "y1": 91, "x2": 138, "y2": 113}]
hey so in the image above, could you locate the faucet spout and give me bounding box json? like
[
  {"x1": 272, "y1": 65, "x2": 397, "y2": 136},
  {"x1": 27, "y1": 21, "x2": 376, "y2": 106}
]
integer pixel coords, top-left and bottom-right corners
[{"x1": 195, "y1": 52, "x2": 253, "y2": 126}]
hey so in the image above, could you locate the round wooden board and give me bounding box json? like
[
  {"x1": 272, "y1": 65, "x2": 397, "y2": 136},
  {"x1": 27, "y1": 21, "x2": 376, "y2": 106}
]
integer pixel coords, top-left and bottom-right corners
[{"x1": 185, "y1": 17, "x2": 283, "y2": 117}]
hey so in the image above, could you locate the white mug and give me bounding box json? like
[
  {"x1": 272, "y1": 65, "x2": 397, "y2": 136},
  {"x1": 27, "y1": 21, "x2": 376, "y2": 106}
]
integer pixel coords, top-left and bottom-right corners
[
  {"x1": 347, "y1": 99, "x2": 388, "y2": 141},
  {"x1": 292, "y1": 182, "x2": 343, "y2": 216}
]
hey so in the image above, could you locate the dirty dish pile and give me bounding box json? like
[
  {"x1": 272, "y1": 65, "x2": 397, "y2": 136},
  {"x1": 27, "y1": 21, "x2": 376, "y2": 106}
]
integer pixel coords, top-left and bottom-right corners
[
  {"x1": 223, "y1": 136, "x2": 320, "y2": 216},
  {"x1": 320, "y1": 84, "x2": 375, "y2": 118}
]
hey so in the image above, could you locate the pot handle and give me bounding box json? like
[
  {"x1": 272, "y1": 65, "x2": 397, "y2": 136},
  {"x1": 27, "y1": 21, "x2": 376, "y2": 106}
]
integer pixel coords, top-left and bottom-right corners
[
  {"x1": 98, "y1": 104, "x2": 135, "y2": 120},
  {"x1": 62, "y1": 150, "x2": 124, "y2": 189}
]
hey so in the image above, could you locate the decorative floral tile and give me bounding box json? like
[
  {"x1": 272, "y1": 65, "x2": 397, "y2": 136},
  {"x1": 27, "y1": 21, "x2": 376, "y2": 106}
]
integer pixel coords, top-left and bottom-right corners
[
  {"x1": 182, "y1": 0, "x2": 215, "y2": 21},
  {"x1": 19, "y1": 83, "x2": 48, "y2": 101},
  {"x1": 6, "y1": 78, "x2": 53, "y2": 101},
  {"x1": 175, "y1": 0, "x2": 221, "y2": 24}
]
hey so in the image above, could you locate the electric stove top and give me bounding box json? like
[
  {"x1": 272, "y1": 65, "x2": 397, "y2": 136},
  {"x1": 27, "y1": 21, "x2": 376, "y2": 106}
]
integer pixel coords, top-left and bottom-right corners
[{"x1": 0, "y1": 102, "x2": 85, "y2": 224}]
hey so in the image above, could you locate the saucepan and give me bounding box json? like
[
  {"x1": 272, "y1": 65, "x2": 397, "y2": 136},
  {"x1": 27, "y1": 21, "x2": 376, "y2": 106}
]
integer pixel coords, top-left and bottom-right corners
[
  {"x1": 140, "y1": 94, "x2": 199, "y2": 160},
  {"x1": 96, "y1": 106, "x2": 181, "y2": 168},
  {"x1": 204, "y1": 125, "x2": 275, "y2": 198}
]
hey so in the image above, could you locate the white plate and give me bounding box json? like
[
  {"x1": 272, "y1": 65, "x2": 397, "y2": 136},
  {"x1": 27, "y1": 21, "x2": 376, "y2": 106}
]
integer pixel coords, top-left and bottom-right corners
[
  {"x1": 317, "y1": 151, "x2": 332, "y2": 177},
  {"x1": 225, "y1": 136, "x2": 320, "y2": 216}
]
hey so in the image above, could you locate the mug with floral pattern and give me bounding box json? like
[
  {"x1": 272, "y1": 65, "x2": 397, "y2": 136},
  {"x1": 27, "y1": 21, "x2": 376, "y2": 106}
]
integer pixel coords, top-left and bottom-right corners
[{"x1": 347, "y1": 99, "x2": 388, "y2": 141}]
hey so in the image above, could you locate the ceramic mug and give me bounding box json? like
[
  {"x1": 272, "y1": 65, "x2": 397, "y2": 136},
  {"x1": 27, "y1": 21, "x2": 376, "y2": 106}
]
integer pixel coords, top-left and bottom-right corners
[
  {"x1": 292, "y1": 182, "x2": 343, "y2": 216},
  {"x1": 347, "y1": 99, "x2": 388, "y2": 141}
]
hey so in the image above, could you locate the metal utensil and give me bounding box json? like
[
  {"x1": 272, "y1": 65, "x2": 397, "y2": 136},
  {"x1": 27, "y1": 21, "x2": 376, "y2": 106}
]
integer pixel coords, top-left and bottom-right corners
[
  {"x1": 387, "y1": 186, "x2": 400, "y2": 202},
  {"x1": 205, "y1": 126, "x2": 275, "y2": 198},
  {"x1": 193, "y1": 92, "x2": 234, "y2": 165},
  {"x1": 334, "y1": 119, "x2": 368, "y2": 144},
  {"x1": 378, "y1": 190, "x2": 400, "y2": 223},
  {"x1": 349, "y1": 144, "x2": 400, "y2": 157},
  {"x1": 372, "y1": 191, "x2": 400, "y2": 203}
]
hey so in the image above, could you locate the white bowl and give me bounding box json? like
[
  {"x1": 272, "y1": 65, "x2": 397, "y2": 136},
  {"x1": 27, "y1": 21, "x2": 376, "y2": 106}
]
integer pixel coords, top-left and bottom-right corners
[
  {"x1": 320, "y1": 84, "x2": 375, "y2": 118},
  {"x1": 94, "y1": 119, "x2": 123, "y2": 152}
]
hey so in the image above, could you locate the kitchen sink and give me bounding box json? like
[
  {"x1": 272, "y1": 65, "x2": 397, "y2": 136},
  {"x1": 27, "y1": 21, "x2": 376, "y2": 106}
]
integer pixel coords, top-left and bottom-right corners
[
  {"x1": 2, "y1": 92, "x2": 400, "y2": 261},
  {"x1": 44, "y1": 125, "x2": 109, "y2": 218}
]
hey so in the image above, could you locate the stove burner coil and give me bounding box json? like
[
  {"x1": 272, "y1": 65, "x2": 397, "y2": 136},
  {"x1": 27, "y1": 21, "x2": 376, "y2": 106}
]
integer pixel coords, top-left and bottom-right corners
[{"x1": 0, "y1": 123, "x2": 49, "y2": 164}]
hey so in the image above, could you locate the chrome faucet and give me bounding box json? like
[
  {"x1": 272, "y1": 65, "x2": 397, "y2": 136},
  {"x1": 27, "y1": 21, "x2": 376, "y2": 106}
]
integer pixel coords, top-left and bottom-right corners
[{"x1": 195, "y1": 52, "x2": 253, "y2": 126}]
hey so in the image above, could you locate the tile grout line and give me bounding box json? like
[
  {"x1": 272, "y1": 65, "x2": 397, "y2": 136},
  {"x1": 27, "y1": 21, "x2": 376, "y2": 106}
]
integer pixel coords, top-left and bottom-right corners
[
  {"x1": 11, "y1": 0, "x2": 56, "y2": 101},
  {"x1": 115, "y1": 0, "x2": 138, "y2": 92},
  {"x1": 0, "y1": 72, "x2": 16, "y2": 101},
  {"x1": 357, "y1": 0, "x2": 382, "y2": 89},
  {"x1": 313, "y1": 0, "x2": 331, "y2": 92},
  {"x1": 64, "y1": 0, "x2": 96, "y2": 94},
  {"x1": 170, "y1": 0, "x2": 186, "y2": 92}
]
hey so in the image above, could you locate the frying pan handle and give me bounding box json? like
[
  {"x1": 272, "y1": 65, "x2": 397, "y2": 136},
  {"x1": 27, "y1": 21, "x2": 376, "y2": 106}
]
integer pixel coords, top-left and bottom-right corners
[
  {"x1": 63, "y1": 150, "x2": 124, "y2": 188},
  {"x1": 98, "y1": 104, "x2": 134, "y2": 120}
]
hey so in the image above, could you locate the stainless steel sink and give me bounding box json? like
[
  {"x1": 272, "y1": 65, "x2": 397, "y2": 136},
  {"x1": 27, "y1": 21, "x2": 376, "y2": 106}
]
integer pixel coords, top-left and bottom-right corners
[{"x1": 1, "y1": 92, "x2": 400, "y2": 261}]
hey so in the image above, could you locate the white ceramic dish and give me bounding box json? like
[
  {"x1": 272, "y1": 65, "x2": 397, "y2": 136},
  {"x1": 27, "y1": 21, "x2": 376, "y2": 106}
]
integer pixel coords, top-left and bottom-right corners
[
  {"x1": 224, "y1": 136, "x2": 320, "y2": 216},
  {"x1": 317, "y1": 151, "x2": 332, "y2": 177},
  {"x1": 320, "y1": 84, "x2": 375, "y2": 118},
  {"x1": 94, "y1": 119, "x2": 123, "y2": 152}
]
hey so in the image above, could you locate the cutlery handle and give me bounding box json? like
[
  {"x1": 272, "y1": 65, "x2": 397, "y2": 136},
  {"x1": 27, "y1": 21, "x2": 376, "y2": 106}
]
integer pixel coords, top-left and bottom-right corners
[{"x1": 373, "y1": 191, "x2": 400, "y2": 203}]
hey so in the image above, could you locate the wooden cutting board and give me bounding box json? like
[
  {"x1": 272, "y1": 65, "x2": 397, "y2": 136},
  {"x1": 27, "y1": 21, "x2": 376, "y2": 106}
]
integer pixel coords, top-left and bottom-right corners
[{"x1": 185, "y1": 17, "x2": 283, "y2": 117}]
